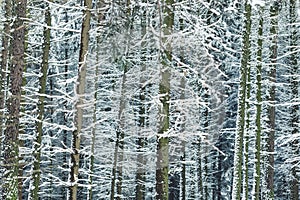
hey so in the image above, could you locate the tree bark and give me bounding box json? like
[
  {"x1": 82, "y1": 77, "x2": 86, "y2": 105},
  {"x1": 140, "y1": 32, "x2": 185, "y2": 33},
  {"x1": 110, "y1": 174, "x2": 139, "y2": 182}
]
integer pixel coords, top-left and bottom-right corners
[
  {"x1": 289, "y1": 0, "x2": 299, "y2": 199},
  {"x1": 231, "y1": 1, "x2": 251, "y2": 199},
  {"x1": 0, "y1": 0, "x2": 12, "y2": 146},
  {"x1": 155, "y1": 0, "x2": 174, "y2": 199},
  {"x1": 31, "y1": 1, "x2": 51, "y2": 199},
  {"x1": 2, "y1": 0, "x2": 27, "y2": 199},
  {"x1": 136, "y1": 2, "x2": 147, "y2": 199},
  {"x1": 253, "y1": 6, "x2": 264, "y2": 199},
  {"x1": 110, "y1": 2, "x2": 133, "y2": 199},
  {"x1": 69, "y1": 0, "x2": 92, "y2": 198},
  {"x1": 265, "y1": 2, "x2": 279, "y2": 199}
]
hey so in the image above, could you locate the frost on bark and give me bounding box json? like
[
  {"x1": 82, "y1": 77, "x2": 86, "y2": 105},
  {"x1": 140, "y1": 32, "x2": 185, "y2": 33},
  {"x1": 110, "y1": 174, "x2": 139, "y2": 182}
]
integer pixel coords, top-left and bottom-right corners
[
  {"x1": 110, "y1": 2, "x2": 132, "y2": 200},
  {"x1": 231, "y1": 1, "x2": 251, "y2": 199},
  {"x1": 69, "y1": 0, "x2": 92, "y2": 198},
  {"x1": 242, "y1": 46, "x2": 251, "y2": 200},
  {"x1": 289, "y1": 0, "x2": 299, "y2": 199},
  {"x1": 0, "y1": 0, "x2": 12, "y2": 144},
  {"x1": 2, "y1": 0, "x2": 27, "y2": 199},
  {"x1": 155, "y1": 0, "x2": 174, "y2": 199},
  {"x1": 31, "y1": 1, "x2": 51, "y2": 199},
  {"x1": 179, "y1": 17, "x2": 186, "y2": 200},
  {"x1": 253, "y1": 6, "x2": 264, "y2": 200},
  {"x1": 265, "y1": 2, "x2": 279, "y2": 199},
  {"x1": 135, "y1": 1, "x2": 147, "y2": 198}
]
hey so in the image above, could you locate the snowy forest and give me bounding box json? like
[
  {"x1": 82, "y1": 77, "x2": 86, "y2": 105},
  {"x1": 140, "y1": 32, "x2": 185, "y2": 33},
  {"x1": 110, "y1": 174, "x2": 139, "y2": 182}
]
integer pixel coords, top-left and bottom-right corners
[{"x1": 0, "y1": 0, "x2": 299, "y2": 199}]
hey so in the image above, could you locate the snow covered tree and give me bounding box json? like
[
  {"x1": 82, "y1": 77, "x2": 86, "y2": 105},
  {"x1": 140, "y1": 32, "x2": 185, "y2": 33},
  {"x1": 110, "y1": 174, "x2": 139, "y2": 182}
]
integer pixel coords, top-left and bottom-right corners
[
  {"x1": 289, "y1": 0, "x2": 299, "y2": 198},
  {"x1": 155, "y1": 0, "x2": 174, "y2": 199},
  {"x1": 2, "y1": 0, "x2": 27, "y2": 199},
  {"x1": 232, "y1": 1, "x2": 252, "y2": 199},
  {"x1": 69, "y1": 0, "x2": 92, "y2": 198},
  {"x1": 31, "y1": 1, "x2": 52, "y2": 198}
]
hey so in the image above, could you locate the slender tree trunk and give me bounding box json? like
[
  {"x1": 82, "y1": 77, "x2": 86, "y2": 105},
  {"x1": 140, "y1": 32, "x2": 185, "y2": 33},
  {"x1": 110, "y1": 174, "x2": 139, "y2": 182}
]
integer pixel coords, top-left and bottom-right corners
[
  {"x1": 31, "y1": 2, "x2": 51, "y2": 199},
  {"x1": 178, "y1": 11, "x2": 186, "y2": 200},
  {"x1": 110, "y1": 63, "x2": 129, "y2": 200},
  {"x1": 136, "y1": 77, "x2": 147, "y2": 199},
  {"x1": 49, "y1": 69, "x2": 54, "y2": 199},
  {"x1": 265, "y1": 2, "x2": 279, "y2": 199},
  {"x1": 232, "y1": 1, "x2": 251, "y2": 199},
  {"x1": 88, "y1": 2, "x2": 105, "y2": 200},
  {"x1": 180, "y1": 76, "x2": 186, "y2": 200},
  {"x1": 110, "y1": 3, "x2": 133, "y2": 199},
  {"x1": 110, "y1": 136, "x2": 119, "y2": 200},
  {"x1": 135, "y1": 3, "x2": 147, "y2": 199},
  {"x1": 116, "y1": 68, "x2": 127, "y2": 200},
  {"x1": 135, "y1": 78, "x2": 147, "y2": 200},
  {"x1": 201, "y1": 88, "x2": 209, "y2": 200},
  {"x1": 2, "y1": 0, "x2": 27, "y2": 199},
  {"x1": 62, "y1": 9, "x2": 70, "y2": 197},
  {"x1": 197, "y1": 136, "x2": 203, "y2": 200},
  {"x1": 253, "y1": 6, "x2": 264, "y2": 200},
  {"x1": 289, "y1": 0, "x2": 299, "y2": 199},
  {"x1": 204, "y1": 150, "x2": 209, "y2": 199},
  {"x1": 156, "y1": 0, "x2": 174, "y2": 199},
  {"x1": 115, "y1": 6, "x2": 135, "y2": 197},
  {"x1": 69, "y1": 0, "x2": 92, "y2": 198},
  {"x1": 242, "y1": 57, "x2": 251, "y2": 200}
]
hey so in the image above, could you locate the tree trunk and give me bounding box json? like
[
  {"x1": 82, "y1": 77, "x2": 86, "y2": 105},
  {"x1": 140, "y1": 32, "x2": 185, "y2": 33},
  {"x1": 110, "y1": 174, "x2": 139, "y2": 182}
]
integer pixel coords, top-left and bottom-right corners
[
  {"x1": 63, "y1": 10, "x2": 70, "y2": 195},
  {"x1": 156, "y1": 0, "x2": 174, "y2": 199},
  {"x1": 289, "y1": 0, "x2": 299, "y2": 199},
  {"x1": 110, "y1": 3, "x2": 133, "y2": 199},
  {"x1": 2, "y1": 0, "x2": 27, "y2": 199},
  {"x1": 0, "y1": 0, "x2": 12, "y2": 146},
  {"x1": 180, "y1": 77, "x2": 186, "y2": 200},
  {"x1": 31, "y1": 1, "x2": 51, "y2": 199},
  {"x1": 69, "y1": 0, "x2": 92, "y2": 198},
  {"x1": 116, "y1": 69, "x2": 127, "y2": 200},
  {"x1": 265, "y1": 2, "x2": 279, "y2": 199},
  {"x1": 179, "y1": 11, "x2": 186, "y2": 200},
  {"x1": 231, "y1": 1, "x2": 251, "y2": 199},
  {"x1": 253, "y1": 6, "x2": 264, "y2": 199},
  {"x1": 136, "y1": 2, "x2": 147, "y2": 198},
  {"x1": 198, "y1": 138, "x2": 203, "y2": 200},
  {"x1": 242, "y1": 55, "x2": 251, "y2": 200}
]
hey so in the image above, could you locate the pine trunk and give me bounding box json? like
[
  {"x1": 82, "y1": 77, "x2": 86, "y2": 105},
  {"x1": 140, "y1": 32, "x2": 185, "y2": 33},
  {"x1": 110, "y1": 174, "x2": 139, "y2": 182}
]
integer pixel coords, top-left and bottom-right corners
[
  {"x1": 69, "y1": 0, "x2": 92, "y2": 198},
  {"x1": 155, "y1": 0, "x2": 174, "y2": 199},
  {"x1": 266, "y1": 2, "x2": 278, "y2": 199},
  {"x1": 289, "y1": 0, "x2": 299, "y2": 199},
  {"x1": 2, "y1": 0, "x2": 27, "y2": 199},
  {"x1": 135, "y1": 2, "x2": 147, "y2": 198},
  {"x1": 253, "y1": 6, "x2": 264, "y2": 199},
  {"x1": 180, "y1": 76, "x2": 186, "y2": 200},
  {"x1": 231, "y1": 1, "x2": 251, "y2": 199},
  {"x1": 31, "y1": 1, "x2": 51, "y2": 198},
  {"x1": 0, "y1": 0, "x2": 12, "y2": 144}
]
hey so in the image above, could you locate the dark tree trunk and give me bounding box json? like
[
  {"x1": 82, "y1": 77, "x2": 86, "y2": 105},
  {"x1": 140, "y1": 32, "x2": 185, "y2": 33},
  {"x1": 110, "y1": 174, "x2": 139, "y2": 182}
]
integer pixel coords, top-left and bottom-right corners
[{"x1": 3, "y1": 0, "x2": 27, "y2": 199}]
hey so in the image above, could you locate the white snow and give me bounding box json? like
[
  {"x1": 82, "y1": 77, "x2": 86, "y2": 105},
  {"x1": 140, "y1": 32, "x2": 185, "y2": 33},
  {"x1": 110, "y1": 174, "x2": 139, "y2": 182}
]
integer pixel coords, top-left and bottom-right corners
[{"x1": 251, "y1": 0, "x2": 265, "y2": 7}]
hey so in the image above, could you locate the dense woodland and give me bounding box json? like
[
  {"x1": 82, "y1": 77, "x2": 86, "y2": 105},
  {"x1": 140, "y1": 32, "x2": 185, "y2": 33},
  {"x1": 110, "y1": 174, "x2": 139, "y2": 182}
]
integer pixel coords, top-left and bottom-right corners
[{"x1": 0, "y1": 0, "x2": 299, "y2": 199}]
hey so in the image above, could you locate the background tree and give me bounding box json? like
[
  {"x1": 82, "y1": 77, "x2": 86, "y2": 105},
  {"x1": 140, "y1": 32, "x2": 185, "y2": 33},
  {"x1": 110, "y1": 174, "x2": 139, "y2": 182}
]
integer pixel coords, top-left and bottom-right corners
[
  {"x1": 289, "y1": 0, "x2": 299, "y2": 199},
  {"x1": 31, "y1": 1, "x2": 52, "y2": 198}
]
